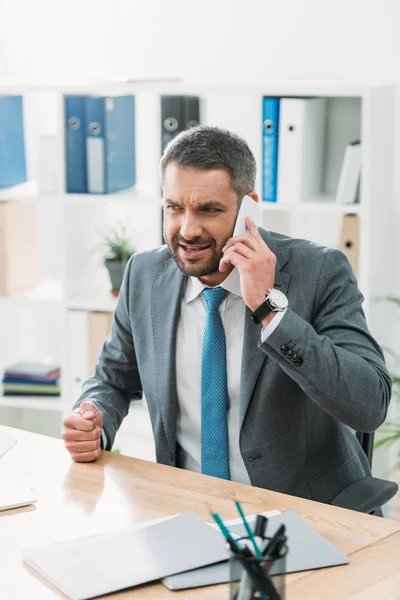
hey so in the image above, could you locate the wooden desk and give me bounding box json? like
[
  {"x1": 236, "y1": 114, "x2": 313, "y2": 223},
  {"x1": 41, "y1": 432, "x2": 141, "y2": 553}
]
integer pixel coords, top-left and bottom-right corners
[{"x1": 0, "y1": 426, "x2": 399, "y2": 600}]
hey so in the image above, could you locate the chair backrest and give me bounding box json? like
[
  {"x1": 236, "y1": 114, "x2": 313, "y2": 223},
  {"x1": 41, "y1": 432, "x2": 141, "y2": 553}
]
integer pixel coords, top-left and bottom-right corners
[{"x1": 356, "y1": 431, "x2": 374, "y2": 466}]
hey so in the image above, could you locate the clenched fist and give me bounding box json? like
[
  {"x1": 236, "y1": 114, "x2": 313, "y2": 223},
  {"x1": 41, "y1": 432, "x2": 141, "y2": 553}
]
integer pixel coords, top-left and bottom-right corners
[{"x1": 62, "y1": 400, "x2": 103, "y2": 462}]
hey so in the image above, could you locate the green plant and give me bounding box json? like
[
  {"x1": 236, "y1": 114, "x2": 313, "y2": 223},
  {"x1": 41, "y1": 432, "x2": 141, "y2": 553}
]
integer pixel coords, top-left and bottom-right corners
[{"x1": 103, "y1": 226, "x2": 136, "y2": 262}]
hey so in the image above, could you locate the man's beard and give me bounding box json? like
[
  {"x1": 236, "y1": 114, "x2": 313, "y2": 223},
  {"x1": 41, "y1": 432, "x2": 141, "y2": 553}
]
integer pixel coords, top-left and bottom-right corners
[{"x1": 165, "y1": 230, "x2": 232, "y2": 278}]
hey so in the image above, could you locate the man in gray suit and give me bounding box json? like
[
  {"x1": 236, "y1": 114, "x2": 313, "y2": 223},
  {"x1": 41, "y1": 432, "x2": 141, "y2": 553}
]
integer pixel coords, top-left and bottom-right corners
[{"x1": 62, "y1": 126, "x2": 391, "y2": 504}]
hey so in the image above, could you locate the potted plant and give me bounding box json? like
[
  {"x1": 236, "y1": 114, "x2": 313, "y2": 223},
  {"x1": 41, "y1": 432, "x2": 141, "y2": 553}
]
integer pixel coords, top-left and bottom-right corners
[{"x1": 103, "y1": 227, "x2": 136, "y2": 296}]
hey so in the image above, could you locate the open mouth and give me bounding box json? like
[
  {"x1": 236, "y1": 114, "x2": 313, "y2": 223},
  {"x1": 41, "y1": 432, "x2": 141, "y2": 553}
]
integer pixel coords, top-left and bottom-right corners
[{"x1": 178, "y1": 244, "x2": 211, "y2": 258}]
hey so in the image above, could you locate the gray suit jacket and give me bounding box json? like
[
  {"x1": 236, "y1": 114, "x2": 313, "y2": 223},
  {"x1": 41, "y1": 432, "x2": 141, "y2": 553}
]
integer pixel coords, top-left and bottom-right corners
[{"x1": 75, "y1": 228, "x2": 392, "y2": 503}]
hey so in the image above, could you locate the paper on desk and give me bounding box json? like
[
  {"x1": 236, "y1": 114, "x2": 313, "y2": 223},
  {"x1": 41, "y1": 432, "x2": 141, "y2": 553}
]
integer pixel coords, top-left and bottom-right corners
[
  {"x1": 0, "y1": 480, "x2": 36, "y2": 512},
  {"x1": 23, "y1": 511, "x2": 234, "y2": 600},
  {"x1": 213, "y1": 509, "x2": 281, "y2": 529},
  {"x1": 128, "y1": 508, "x2": 281, "y2": 532},
  {"x1": 0, "y1": 429, "x2": 17, "y2": 458}
]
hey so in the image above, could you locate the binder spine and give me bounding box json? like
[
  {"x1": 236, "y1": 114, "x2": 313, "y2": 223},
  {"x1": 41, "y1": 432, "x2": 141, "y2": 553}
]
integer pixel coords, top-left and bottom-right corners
[
  {"x1": 0, "y1": 95, "x2": 27, "y2": 189},
  {"x1": 65, "y1": 96, "x2": 87, "y2": 193},
  {"x1": 277, "y1": 98, "x2": 326, "y2": 203},
  {"x1": 106, "y1": 95, "x2": 136, "y2": 193},
  {"x1": 161, "y1": 96, "x2": 183, "y2": 153},
  {"x1": 262, "y1": 97, "x2": 280, "y2": 203},
  {"x1": 183, "y1": 96, "x2": 200, "y2": 130},
  {"x1": 86, "y1": 97, "x2": 106, "y2": 194}
]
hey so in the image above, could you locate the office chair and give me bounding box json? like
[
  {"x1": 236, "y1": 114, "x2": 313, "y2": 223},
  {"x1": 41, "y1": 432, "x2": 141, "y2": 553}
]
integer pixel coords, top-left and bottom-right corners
[{"x1": 329, "y1": 431, "x2": 399, "y2": 516}]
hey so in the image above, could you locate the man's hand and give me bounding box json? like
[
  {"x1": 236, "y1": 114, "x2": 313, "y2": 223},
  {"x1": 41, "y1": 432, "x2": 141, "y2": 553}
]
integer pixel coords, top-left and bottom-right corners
[
  {"x1": 62, "y1": 401, "x2": 103, "y2": 462},
  {"x1": 220, "y1": 216, "x2": 277, "y2": 312}
]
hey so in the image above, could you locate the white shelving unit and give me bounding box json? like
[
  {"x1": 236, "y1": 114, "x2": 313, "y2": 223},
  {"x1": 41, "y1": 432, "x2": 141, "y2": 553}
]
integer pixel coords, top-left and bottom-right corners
[
  {"x1": 0, "y1": 396, "x2": 63, "y2": 411},
  {"x1": 0, "y1": 180, "x2": 39, "y2": 199},
  {"x1": 260, "y1": 200, "x2": 363, "y2": 214},
  {"x1": 0, "y1": 80, "x2": 397, "y2": 456}
]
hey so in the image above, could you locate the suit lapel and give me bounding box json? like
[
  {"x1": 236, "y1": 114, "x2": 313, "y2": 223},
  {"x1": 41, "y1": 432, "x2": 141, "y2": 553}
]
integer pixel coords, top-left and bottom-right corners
[
  {"x1": 151, "y1": 258, "x2": 186, "y2": 456},
  {"x1": 239, "y1": 233, "x2": 291, "y2": 426}
]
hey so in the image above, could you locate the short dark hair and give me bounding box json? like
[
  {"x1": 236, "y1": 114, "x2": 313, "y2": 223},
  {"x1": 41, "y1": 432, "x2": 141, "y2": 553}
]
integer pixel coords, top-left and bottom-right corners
[{"x1": 160, "y1": 125, "x2": 256, "y2": 200}]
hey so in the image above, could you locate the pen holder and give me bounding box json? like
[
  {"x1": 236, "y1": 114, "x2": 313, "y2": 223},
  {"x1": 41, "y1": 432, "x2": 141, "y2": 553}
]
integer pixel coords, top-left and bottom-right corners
[{"x1": 229, "y1": 536, "x2": 287, "y2": 600}]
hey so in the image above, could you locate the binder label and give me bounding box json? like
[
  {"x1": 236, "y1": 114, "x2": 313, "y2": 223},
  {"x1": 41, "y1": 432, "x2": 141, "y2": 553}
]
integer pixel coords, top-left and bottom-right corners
[{"x1": 87, "y1": 137, "x2": 105, "y2": 193}]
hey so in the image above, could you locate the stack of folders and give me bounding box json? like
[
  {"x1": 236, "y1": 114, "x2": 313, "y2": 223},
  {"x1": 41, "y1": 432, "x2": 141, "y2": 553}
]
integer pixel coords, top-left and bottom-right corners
[
  {"x1": 65, "y1": 95, "x2": 136, "y2": 194},
  {"x1": 2, "y1": 361, "x2": 61, "y2": 397},
  {"x1": 0, "y1": 95, "x2": 27, "y2": 189},
  {"x1": 262, "y1": 97, "x2": 327, "y2": 203}
]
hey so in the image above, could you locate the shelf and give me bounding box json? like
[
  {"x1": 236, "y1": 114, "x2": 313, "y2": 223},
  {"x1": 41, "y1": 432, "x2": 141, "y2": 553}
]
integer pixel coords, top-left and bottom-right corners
[
  {"x1": 21, "y1": 279, "x2": 63, "y2": 303},
  {"x1": 159, "y1": 196, "x2": 362, "y2": 214},
  {"x1": 64, "y1": 186, "x2": 161, "y2": 204},
  {"x1": 0, "y1": 78, "x2": 183, "y2": 96},
  {"x1": 67, "y1": 290, "x2": 117, "y2": 313},
  {"x1": 0, "y1": 78, "x2": 378, "y2": 98},
  {"x1": 0, "y1": 395, "x2": 64, "y2": 412},
  {"x1": 0, "y1": 280, "x2": 64, "y2": 303},
  {"x1": 0, "y1": 181, "x2": 39, "y2": 200},
  {"x1": 261, "y1": 198, "x2": 362, "y2": 214}
]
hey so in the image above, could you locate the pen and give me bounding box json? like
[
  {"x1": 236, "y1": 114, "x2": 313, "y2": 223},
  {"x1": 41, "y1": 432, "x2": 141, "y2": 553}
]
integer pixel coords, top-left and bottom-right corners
[
  {"x1": 262, "y1": 524, "x2": 286, "y2": 559},
  {"x1": 254, "y1": 514, "x2": 268, "y2": 540},
  {"x1": 237, "y1": 515, "x2": 268, "y2": 600},
  {"x1": 233, "y1": 495, "x2": 262, "y2": 558}
]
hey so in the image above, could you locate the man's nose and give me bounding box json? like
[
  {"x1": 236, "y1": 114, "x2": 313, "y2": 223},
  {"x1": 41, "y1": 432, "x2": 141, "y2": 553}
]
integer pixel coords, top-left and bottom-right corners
[{"x1": 180, "y1": 212, "x2": 202, "y2": 240}]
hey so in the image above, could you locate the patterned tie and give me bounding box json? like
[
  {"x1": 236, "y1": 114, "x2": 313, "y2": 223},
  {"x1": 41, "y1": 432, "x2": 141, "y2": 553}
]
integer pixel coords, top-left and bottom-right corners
[{"x1": 201, "y1": 286, "x2": 230, "y2": 479}]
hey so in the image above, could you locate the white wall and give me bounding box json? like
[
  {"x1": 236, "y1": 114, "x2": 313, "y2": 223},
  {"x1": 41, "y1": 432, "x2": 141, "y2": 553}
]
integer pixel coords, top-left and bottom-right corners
[
  {"x1": 1, "y1": 0, "x2": 400, "y2": 84},
  {"x1": 108, "y1": 0, "x2": 400, "y2": 85},
  {"x1": 0, "y1": 0, "x2": 110, "y2": 81}
]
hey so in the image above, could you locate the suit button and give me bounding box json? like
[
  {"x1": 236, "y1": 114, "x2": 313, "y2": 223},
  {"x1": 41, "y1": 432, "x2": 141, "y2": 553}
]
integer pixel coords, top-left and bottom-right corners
[
  {"x1": 291, "y1": 353, "x2": 298, "y2": 360},
  {"x1": 281, "y1": 345, "x2": 289, "y2": 354},
  {"x1": 295, "y1": 357, "x2": 303, "y2": 366},
  {"x1": 286, "y1": 350, "x2": 293, "y2": 357}
]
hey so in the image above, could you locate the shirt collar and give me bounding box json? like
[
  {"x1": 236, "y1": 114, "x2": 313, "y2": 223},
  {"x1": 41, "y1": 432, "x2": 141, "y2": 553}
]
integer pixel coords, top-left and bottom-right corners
[{"x1": 184, "y1": 267, "x2": 242, "y2": 304}]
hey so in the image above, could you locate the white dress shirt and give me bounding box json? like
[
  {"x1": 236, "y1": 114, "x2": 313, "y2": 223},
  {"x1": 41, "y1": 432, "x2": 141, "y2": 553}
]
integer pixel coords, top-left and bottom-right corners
[
  {"x1": 101, "y1": 268, "x2": 286, "y2": 479},
  {"x1": 175, "y1": 267, "x2": 285, "y2": 484}
]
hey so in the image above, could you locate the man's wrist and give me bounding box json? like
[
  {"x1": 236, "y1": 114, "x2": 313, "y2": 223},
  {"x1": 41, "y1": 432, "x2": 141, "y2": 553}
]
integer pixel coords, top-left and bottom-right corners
[
  {"x1": 261, "y1": 312, "x2": 277, "y2": 328},
  {"x1": 248, "y1": 295, "x2": 268, "y2": 313}
]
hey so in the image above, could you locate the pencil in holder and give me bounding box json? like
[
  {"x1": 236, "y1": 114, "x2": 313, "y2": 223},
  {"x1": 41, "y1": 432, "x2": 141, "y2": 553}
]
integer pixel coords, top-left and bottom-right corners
[{"x1": 229, "y1": 535, "x2": 288, "y2": 600}]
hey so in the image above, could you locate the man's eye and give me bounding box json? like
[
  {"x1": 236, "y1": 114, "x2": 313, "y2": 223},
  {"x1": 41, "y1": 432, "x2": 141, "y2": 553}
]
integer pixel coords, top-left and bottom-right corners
[
  {"x1": 202, "y1": 208, "x2": 219, "y2": 213},
  {"x1": 167, "y1": 205, "x2": 182, "y2": 211}
]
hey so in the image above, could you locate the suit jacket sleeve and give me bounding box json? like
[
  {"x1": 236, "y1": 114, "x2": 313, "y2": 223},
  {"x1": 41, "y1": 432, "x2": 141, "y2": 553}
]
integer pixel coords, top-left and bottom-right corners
[
  {"x1": 259, "y1": 248, "x2": 392, "y2": 432},
  {"x1": 72, "y1": 256, "x2": 142, "y2": 449}
]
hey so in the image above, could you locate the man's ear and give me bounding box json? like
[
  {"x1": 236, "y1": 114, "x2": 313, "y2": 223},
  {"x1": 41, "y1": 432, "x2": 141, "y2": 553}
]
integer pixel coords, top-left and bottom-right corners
[{"x1": 247, "y1": 191, "x2": 259, "y2": 203}]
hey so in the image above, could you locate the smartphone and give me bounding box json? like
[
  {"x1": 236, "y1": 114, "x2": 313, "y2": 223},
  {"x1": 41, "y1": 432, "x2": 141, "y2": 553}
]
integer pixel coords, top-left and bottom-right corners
[{"x1": 232, "y1": 195, "x2": 261, "y2": 237}]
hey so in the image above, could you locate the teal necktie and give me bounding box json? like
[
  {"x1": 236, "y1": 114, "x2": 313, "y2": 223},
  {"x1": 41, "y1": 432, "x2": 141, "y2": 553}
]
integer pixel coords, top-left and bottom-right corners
[{"x1": 201, "y1": 287, "x2": 230, "y2": 479}]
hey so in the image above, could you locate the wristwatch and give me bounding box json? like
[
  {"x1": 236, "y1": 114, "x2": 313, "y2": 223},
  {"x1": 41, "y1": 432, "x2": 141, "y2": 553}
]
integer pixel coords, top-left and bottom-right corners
[{"x1": 250, "y1": 288, "x2": 288, "y2": 324}]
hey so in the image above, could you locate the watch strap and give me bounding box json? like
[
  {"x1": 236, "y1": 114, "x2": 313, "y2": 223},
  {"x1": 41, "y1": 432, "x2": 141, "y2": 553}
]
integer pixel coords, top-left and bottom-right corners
[{"x1": 249, "y1": 298, "x2": 274, "y2": 324}]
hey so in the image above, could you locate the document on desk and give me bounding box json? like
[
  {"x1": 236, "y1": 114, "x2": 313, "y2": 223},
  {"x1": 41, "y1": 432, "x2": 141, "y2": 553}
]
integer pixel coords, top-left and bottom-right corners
[
  {"x1": 23, "y1": 511, "x2": 230, "y2": 600},
  {"x1": 0, "y1": 429, "x2": 17, "y2": 458},
  {"x1": 0, "y1": 480, "x2": 36, "y2": 512},
  {"x1": 162, "y1": 509, "x2": 349, "y2": 590}
]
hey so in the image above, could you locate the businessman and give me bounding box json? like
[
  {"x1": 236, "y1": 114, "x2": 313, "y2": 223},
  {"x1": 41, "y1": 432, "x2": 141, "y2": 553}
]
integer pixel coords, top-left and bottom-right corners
[{"x1": 62, "y1": 125, "x2": 391, "y2": 504}]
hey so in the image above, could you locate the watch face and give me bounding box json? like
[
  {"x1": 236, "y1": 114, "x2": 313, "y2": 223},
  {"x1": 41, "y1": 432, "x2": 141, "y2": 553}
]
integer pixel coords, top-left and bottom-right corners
[{"x1": 268, "y1": 288, "x2": 288, "y2": 310}]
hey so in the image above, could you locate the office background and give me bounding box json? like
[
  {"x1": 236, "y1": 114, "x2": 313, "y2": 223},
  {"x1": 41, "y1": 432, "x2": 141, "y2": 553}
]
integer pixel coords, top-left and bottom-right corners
[{"x1": 0, "y1": 0, "x2": 399, "y2": 519}]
